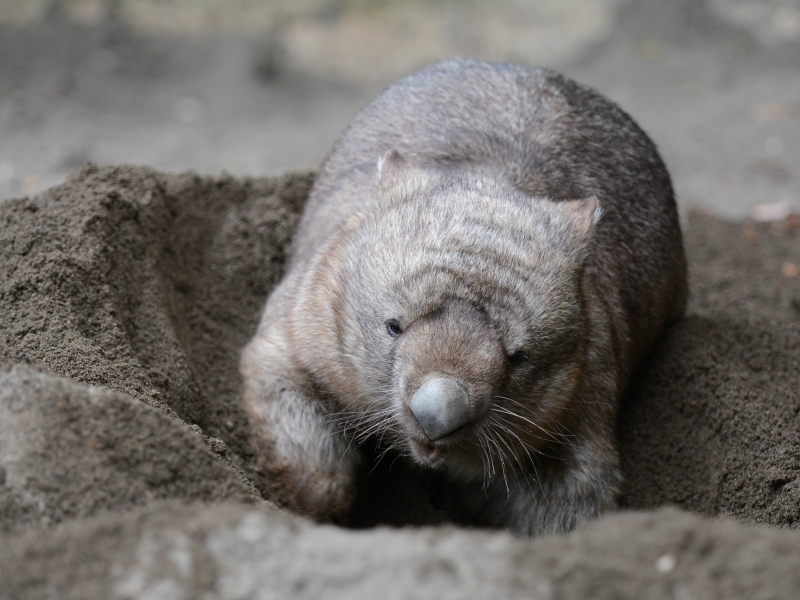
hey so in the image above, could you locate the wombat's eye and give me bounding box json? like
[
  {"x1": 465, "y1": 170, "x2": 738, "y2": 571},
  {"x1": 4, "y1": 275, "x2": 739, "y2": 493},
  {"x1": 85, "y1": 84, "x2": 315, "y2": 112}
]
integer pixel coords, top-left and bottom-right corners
[
  {"x1": 385, "y1": 319, "x2": 403, "y2": 337},
  {"x1": 509, "y1": 350, "x2": 527, "y2": 366}
]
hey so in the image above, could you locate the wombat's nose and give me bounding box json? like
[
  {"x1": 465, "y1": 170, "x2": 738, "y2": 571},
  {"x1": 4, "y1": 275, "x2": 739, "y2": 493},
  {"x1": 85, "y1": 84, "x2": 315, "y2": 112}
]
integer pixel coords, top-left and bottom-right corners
[{"x1": 410, "y1": 377, "x2": 471, "y2": 440}]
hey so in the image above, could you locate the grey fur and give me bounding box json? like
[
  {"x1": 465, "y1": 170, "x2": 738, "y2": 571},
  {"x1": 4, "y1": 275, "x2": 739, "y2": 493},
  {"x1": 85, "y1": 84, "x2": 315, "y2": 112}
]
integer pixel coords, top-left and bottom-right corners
[{"x1": 240, "y1": 59, "x2": 687, "y2": 535}]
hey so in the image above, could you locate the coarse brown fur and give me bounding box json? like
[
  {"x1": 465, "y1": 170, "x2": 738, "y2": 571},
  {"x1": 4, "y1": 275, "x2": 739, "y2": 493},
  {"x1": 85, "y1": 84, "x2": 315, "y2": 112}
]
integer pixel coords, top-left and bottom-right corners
[{"x1": 240, "y1": 59, "x2": 687, "y2": 535}]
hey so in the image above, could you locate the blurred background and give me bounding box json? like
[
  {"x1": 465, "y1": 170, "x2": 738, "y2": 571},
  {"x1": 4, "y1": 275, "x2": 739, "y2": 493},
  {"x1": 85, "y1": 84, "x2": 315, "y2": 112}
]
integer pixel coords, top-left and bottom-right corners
[{"x1": 0, "y1": 0, "x2": 798, "y2": 218}]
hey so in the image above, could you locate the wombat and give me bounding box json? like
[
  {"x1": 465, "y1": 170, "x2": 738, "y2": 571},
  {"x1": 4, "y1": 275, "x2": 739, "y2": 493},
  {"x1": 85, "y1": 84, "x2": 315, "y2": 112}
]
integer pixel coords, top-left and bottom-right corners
[{"x1": 241, "y1": 59, "x2": 687, "y2": 535}]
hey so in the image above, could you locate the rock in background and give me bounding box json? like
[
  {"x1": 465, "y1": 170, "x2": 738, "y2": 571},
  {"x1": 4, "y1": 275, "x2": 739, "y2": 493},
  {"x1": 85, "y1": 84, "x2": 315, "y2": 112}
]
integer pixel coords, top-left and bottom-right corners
[{"x1": 1, "y1": 1, "x2": 798, "y2": 218}]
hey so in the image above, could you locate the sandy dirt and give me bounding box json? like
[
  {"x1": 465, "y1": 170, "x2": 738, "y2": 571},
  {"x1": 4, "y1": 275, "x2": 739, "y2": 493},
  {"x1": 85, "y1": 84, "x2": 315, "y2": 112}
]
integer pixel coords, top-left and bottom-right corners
[
  {"x1": 0, "y1": 364, "x2": 258, "y2": 534},
  {"x1": 1, "y1": 165, "x2": 799, "y2": 597},
  {"x1": 5, "y1": 503, "x2": 800, "y2": 600},
  {"x1": 619, "y1": 213, "x2": 800, "y2": 527}
]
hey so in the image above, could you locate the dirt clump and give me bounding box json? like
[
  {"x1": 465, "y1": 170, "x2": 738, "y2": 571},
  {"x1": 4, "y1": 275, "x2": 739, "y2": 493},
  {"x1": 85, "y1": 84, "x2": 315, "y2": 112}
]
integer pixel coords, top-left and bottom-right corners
[{"x1": 0, "y1": 364, "x2": 256, "y2": 534}]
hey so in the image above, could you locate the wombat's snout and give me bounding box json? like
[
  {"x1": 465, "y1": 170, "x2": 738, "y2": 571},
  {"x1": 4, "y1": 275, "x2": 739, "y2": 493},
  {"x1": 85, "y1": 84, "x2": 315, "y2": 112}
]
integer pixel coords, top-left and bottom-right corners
[
  {"x1": 409, "y1": 376, "x2": 471, "y2": 440},
  {"x1": 396, "y1": 300, "x2": 504, "y2": 450}
]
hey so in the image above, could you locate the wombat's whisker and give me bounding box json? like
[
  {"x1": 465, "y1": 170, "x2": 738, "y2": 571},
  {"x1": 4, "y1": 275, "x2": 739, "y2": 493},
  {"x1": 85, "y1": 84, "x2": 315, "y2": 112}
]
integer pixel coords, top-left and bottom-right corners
[
  {"x1": 498, "y1": 394, "x2": 574, "y2": 419},
  {"x1": 369, "y1": 445, "x2": 396, "y2": 474},
  {"x1": 336, "y1": 408, "x2": 386, "y2": 455},
  {"x1": 489, "y1": 415, "x2": 535, "y2": 464},
  {"x1": 492, "y1": 406, "x2": 569, "y2": 444},
  {"x1": 496, "y1": 396, "x2": 579, "y2": 444},
  {"x1": 477, "y1": 431, "x2": 496, "y2": 478},
  {"x1": 477, "y1": 428, "x2": 496, "y2": 480},
  {"x1": 374, "y1": 423, "x2": 391, "y2": 447},
  {"x1": 476, "y1": 436, "x2": 491, "y2": 489},
  {"x1": 548, "y1": 419, "x2": 578, "y2": 443},
  {"x1": 341, "y1": 428, "x2": 359, "y2": 458},
  {"x1": 489, "y1": 413, "x2": 551, "y2": 468},
  {"x1": 355, "y1": 418, "x2": 391, "y2": 443},
  {"x1": 488, "y1": 414, "x2": 549, "y2": 498},
  {"x1": 483, "y1": 427, "x2": 511, "y2": 494},
  {"x1": 489, "y1": 421, "x2": 526, "y2": 478},
  {"x1": 387, "y1": 451, "x2": 403, "y2": 470},
  {"x1": 491, "y1": 404, "x2": 563, "y2": 446},
  {"x1": 497, "y1": 418, "x2": 568, "y2": 463}
]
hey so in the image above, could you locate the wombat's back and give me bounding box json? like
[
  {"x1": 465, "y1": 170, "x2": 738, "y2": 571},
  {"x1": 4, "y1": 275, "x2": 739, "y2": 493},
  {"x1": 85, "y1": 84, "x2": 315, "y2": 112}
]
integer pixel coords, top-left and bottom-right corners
[{"x1": 293, "y1": 58, "x2": 686, "y2": 384}]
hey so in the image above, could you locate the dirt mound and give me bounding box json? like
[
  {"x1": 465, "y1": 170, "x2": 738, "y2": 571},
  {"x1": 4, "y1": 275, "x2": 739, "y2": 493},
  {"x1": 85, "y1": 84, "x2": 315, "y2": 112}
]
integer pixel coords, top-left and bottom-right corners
[
  {"x1": 4, "y1": 502, "x2": 800, "y2": 600},
  {"x1": 618, "y1": 214, "x2": 800, "y2": 527},
  {"x1": 0, "y1": 164, "x2": 311, "y2": 495},
  {"x1": 0, "y1": 364, "x2": 256, "y2": 534},
  {"x1": 1, "y1": 165, "x2": 800, "y2": 596}
]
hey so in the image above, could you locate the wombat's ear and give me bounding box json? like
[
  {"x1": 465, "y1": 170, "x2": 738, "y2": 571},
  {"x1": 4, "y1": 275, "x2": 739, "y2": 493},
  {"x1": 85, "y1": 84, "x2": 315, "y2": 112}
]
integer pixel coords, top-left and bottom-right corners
[
  {"x1": 376, "y1": 150, "x2": 411, "y2": 188},
  {"x1": 561, "y1": 196, "x2": 603, "y2": 235}
]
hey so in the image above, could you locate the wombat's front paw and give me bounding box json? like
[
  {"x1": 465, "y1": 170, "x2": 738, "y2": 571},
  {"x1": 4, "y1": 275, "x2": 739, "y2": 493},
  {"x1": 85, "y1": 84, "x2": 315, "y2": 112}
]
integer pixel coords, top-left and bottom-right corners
[{"x1": 269, "y1": 463, "x2": 356, "y2": 524}]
